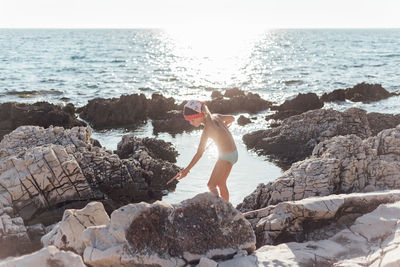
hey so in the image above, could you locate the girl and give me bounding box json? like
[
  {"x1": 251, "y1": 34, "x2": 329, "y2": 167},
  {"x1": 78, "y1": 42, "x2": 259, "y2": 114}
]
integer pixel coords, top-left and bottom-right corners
[{"x1": 175, "y1": 100, "x2": 238, "y2": 202}]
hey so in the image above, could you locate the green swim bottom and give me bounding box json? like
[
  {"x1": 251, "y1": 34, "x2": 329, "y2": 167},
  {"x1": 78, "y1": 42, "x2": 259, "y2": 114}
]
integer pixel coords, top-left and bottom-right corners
[{"x1": 219, "y1": 149, "x2": 238, "y2": 165}]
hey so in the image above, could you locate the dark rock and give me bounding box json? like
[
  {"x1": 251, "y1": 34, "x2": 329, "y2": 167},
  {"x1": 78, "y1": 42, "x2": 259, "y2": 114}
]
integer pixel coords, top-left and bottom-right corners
[
  {"x1": 0, "y1": 102, "x2": 85, "y2": 137},
  {"x1": 152, "y1": 110, "x2": 195, "y2": 135},
  {"x1": 367, "y1": 112, "x2": 400, "y2": 136},
  {"x1": 224, "y1": 87, "x2": 246, "y2": 98},
  {"x1": 243, "y1": 108, "x2": 371, "y2": 165},
  {"x1": 78, "y1": 94, "x2": 148, "y2": 129},
  {"x1": 270, "y1": 93, "x2": 324, "y2": 120},
  {"x1": 238, "y1": 115, "x2": 251, "y2": 126},
  {"x1": 207, "y1": 92, "x2": 272, "y2": 114},
  {"x1": 211, "y1": 90, "x2": 223, "y2": 99},
  {"x1": 345, "y1": 83, "x2": 391, "y2": 103},
  {"x1": 147, "y1": 94, "x2": 178, "y2": 120},
  {"x1": 320, "y1": 89, "x2": 346, "y2": 102}
]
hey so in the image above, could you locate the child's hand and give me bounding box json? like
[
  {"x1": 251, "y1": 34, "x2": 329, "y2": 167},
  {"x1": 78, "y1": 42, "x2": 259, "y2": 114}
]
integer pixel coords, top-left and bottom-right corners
[{"x1": 176, "y1": 168, "x2": 190, "y2": 180}]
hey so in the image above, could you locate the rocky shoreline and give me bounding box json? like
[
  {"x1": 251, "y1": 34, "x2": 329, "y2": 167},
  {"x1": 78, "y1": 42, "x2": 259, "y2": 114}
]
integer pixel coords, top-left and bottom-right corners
[{"x1": 1, "y1": 83, "x2": 400, "y2": 266}]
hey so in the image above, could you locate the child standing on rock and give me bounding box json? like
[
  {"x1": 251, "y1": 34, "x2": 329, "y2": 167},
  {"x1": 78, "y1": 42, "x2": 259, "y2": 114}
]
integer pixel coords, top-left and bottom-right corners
[{"x1": 174, "y1": 100, "x2": 237, "y2": 202}]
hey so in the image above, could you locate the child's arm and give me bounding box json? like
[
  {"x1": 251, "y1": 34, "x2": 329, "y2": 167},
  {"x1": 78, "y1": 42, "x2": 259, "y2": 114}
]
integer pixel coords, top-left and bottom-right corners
[
  {"x1": 217, "y1": 114, "x2": 235, "y2": 126},
  {"x1": 177, "y1": 129, "x2": 209, "y2": 180}
]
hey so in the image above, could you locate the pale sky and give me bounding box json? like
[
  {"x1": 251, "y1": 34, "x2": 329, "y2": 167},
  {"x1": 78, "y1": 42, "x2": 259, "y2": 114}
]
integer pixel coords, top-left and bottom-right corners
[{"x1": 0, "y1": 0, "x2": 399, "y2": 29}]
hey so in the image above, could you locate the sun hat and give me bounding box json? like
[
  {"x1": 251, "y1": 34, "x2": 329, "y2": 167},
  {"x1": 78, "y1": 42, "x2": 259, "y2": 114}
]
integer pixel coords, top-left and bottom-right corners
[{"x1": 183, "y1": 100, "x2": 204, "y2": 120}]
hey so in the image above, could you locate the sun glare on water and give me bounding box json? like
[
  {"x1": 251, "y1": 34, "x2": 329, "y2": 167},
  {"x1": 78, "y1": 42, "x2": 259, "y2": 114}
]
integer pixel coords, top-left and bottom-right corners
[{"x1": 165, "y1": 24, "x2": 265, "y2": 91}]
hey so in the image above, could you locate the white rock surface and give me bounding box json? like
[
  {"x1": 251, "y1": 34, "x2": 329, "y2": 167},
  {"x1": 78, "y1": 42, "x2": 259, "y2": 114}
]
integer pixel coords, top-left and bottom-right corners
[
  {"x1": 41, "y1": 201, "x2": 109, "y2": 254},
  {"x1": 0, "y1": 245, "x2": 85, "y2": 267},
  {"x1": 253, "y1": 200, "x2": 400, "y2": 266}
]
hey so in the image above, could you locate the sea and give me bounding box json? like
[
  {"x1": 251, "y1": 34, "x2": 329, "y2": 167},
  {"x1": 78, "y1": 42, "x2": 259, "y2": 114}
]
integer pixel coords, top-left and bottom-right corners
[{"x1": 1, "y1": 28, "x2": 400, "y2": 205}]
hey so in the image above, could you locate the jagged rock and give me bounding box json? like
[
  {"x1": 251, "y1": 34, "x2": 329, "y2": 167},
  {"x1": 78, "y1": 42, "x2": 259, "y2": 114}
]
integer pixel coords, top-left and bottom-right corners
[
  {"x1": 269, "y1": 93, "x2": 324, "y2": 120},
  {"x1": 0, "y1": 102, "x2": 85, "y2": 140},
  {"x1": 244, "y1": 108, "x2": 371, "y2": 165},
  {"x1": 367, "y1": 112, "x2": 400, "y2": 136},
  {"x1": 237, "y1": 115, "x2": 251, "y2": 126},
  {"x1": 152, "y1": 110, "x2": 195, "y2": 135},
  {"x1": 0, "y1": 245, "x2": 85, "y2": 267},
  {"x1": 41, "y1": 202, "x2": 109, "y2": 255},
  {"x1": 253, "y1": 200, "x2": 400, "y2": 266},
  {"x1": 320, "y1": 89, "x2": 346, "y2": 102},
  {"x1": 345, "y1": 82, "x2": 392, "y2": 103},
  {"x1": 82, "y1": 193, "x2": 256, "y2": 267},
  {"x1": 207, "y1": 92, "x2": 272, "y2": 114},
  {"x1": 0, "y1": 126, "x2": 179, "y2": 226},
  {"x1": 78, "y1": 94, "x2": 148, "y2": 129},
  {"x1": 0, "y1": 212, "x2": 33, "y2": 258},
  {"x1": 243, "y1": 190, "x2": 400, "y2": 247},
  {"x1": 238, "y1": 124, "x2": 400, "y2": 212},
  {"x1": 211, "y1": 90, "x2": 223, "y2": 99},
  {"x1": 115, "y1": 134, "x2": 178, "y2": 163},
  {"x1": 224, "y1": 88, "x2": 245, "y2": 98},
  {"x1": 147, "y1": 93, "x2": 179, "y2": 120}
]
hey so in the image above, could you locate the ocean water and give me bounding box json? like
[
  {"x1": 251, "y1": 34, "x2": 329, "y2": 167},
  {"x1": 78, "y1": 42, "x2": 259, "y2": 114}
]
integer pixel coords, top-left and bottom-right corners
[{"x1": 1, "y1": 28, "x2": 400, "y2": 205}]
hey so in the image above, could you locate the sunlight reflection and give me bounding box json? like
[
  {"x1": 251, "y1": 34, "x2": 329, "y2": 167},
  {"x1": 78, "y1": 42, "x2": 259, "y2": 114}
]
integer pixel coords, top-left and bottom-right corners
[{"x1": 165, "y1": 25, "x2": 265, "y2": 88}]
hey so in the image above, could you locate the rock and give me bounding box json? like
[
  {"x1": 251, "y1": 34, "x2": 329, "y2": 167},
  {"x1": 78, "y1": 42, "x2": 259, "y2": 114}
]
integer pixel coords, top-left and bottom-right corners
[
  {"x1": 253, "y1": 200, "x2": 400, "y2": 266},
  {"x1": 211, "y1": 90, "x2": 223, "y2": 99},
  {"x1": 243, "y1": 108, "x2": 371, "y2": 165},
  {"x1": 78, "y1": 94, "x2": 148, "y2": 129},
  {"x1": 207, "y1": 92, "x2": 271, "y2": 114},
  {"x1": 0, "y1": 245, "x2": 85, "y2": 267},
  {"x1": 0, "y1": 126, "x2": 179, "y2": 226},
  {"x1": 345, "y1": 82, "x2": 392, "y2": 103},
  {"x1": 0, "y1": 212, "x2": 33, "y2": 258},
  {"x1": 269, "y1": 93, "x2": 324, "y2": 120},
  {"x1": 224, "y1": 88, "x2": 245, "y2": 98},
  {"x1": 197, "y1": 257, "x2": 218, "y2": 267},
  {"x1": 147, "y1": 93, "x2": 179, "y2": 120},
  {"x1": 243, "y1": 190, "x2": 400, "y2": 247},
  {"x1": 320, "y1": 89, "x2": 346, "y2": 102},
  {"x1": 237, "y1": 115, "x2": 251, "y2": 126},
  {"x1": 152, "y1": 110, "x2": 195, "y2": 135},
  {"x1": 239, "y1": 124, "x2": 400, "y2": 212},
  {"x1": 115, "y1": 134, "x2": 178, "y2": 163},
  {"x1": 41, "y1": 202, "x2": 109, "y2": 255},
  {"x1": 218, "y1": 255, "x2": 258, "y2": 267},
  {"x1": 0, "y1": 102, "x2": 85, "y2": 140},
  {"x1": 367, "y1": 112, "x2": 400, "y2": 136},
  {"x1": 82, "y1": 193, "x2": 256, "y2": 267}
]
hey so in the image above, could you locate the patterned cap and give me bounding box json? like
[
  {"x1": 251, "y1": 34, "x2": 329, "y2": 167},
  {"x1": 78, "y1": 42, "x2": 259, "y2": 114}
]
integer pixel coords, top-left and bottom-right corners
[{"x1": 183, "y1": 100, "x2": 204, "y2": 120}]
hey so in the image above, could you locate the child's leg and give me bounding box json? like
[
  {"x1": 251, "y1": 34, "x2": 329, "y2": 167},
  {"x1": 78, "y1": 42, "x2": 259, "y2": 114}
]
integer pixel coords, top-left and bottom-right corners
[{"x1": 207, "y1": 159, "x2": 232, "y2": 201}]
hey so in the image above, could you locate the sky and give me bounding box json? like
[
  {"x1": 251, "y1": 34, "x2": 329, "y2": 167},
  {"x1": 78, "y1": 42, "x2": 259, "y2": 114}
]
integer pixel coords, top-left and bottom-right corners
[{"x1": 0, "y1": 0, "x2": 399, "y2": 29}]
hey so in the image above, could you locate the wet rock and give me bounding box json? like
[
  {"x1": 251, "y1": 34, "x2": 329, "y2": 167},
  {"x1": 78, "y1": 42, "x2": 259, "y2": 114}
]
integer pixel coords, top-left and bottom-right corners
[
  {"x1": 0, "y1": 245, "x2": 86, "y2": 267},
  {"x1": 82, "y1": 193, "x2": 256, "y2": 267},
  {"x1": 152, "y1": 110, "x2": 195, "y2": 135},
  {"x1": 224, "y1": 87, "x2": 245, "y2": 98},
  {"x1": 41, "y1": 202, "x2": 109, "y2": 255},
  {"x1": 345, "y1": 82, "x2": 391, "y2": 103},
  {"x1": 0, "y1": 102, "x2": 85, "y2": 140},
  {"x1": 269, "y1": 93, "x2": 324, "y2": 120},
  {"x1": 253, "y1": 200, "x2": 400, "y2": 266},
  {"x1": 238, "y1": 124, "x2": 400, "y2": 212},
  {"x1": 147, "y1": 93, "x2": 179, "y2": 120},
  {"x1": 320, "y1": 89, "x2": 346, "y2": 102},
  {"x1": 115, "y1": 134, "x2": 178, "y2": 163},
  {"x1": 244, "y1": 108, "x2": 371, "y2": 165},
  {"x1": 211, "y1": 90, "x2": 223, "y2": 99},
  {"x1": 237, "y1": 115, "x2": 251, "y2": 126},
  {"x1": 243, "y1": 190, "x2": 400, "y2": 247},
  {"x1": 207, "y1": 92, "x2": 272, "y2": 114},
  {"x1": 367, "y1": 112, "x2": 400, "y2": 136},
  {"x1": 78, "y1": 94, "x2": 148, "y2": 129}
]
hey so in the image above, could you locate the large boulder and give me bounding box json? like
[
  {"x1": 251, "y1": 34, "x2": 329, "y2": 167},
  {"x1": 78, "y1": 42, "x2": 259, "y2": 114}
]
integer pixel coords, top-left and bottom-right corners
[
  {"x1": 0, "y1": 126, "x2": 179, "y2": 226},
  {"x1": 0, "y1": 245, "x2": 85, "y2": 267},
  {"x1": 82, "y1": 193, "x2": 256, "y2": 267},
  {"x1": 243, "y1": 108, "x2": 371, "y2": 165},
  {"x1": 252, "y1": 200, "x2": 400, "y2": 266},
  {"x1": 269, "y1": 93, "x2": 324, "y2": 120},
  {"x1": 243, "y1": 190, "x2": 400, "y2": 247},
  {"x1": 0, "y1": 102, "x2": 85, "y2": 140},
  {"x1": 238, "y1": 124, "x2": 400, "y2": 212},
  {"x1": 41, "y1": 202, "x2": 109, "y2": 255},
  {"x1": 321, "y1": 83, "x2": 393, "y2": 103}
]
